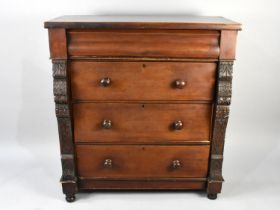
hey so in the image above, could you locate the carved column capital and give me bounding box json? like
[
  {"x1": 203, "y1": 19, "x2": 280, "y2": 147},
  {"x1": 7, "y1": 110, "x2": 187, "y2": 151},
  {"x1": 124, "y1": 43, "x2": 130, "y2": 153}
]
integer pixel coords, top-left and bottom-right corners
[
  {"x1": 216, "y1": 61, "x2": 233, "y2": 105},
  {"x1": 218, "y1": 61, "x2": 233, "y2": 81},
  {"x1": 53, "y1": 60, "x2": 68, "y2": 104}
]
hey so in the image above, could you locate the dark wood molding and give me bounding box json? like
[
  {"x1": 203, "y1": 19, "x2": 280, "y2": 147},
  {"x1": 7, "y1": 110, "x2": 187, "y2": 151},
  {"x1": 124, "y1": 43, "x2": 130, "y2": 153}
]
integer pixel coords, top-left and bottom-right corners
[
  {"x1": 52, "y1": 60, "x2": 78, "y2": 196},
  {"x1": 78, "y1": 177, "x2": 208, "y2": 181},
  {"x1": 217, "y1": 61, "x2": 233, "y2": 105},
  {"x1": 69, "y1": 56, "x2": 219, "y2": 62},
  {"x1": 78, "y1": 179, "x2": 206, "y2": 190},
  {"x1": 207, "y1": 61, "x2": 234, "y2": 195},
  {"x1": 44, "y1": 15, "x2": 241, "y2": 30}
]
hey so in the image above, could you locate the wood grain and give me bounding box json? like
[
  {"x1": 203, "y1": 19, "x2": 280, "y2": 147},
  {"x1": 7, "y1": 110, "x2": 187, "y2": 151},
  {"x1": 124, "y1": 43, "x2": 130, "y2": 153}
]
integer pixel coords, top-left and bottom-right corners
[
  {"x1": 68, "y1": 30, "x2": 220, "y2": 58},
  {"x1": 70, "y1": 61, "x2": 217, "y2": 101},
  {"x1": 52, "y1": 59, "x2": 78, "y2": 198},
  {"x1": 44, "y1": 15, "x2": 241, "y2": 30},
  {"x1": 207, "y1": 61, "x2": 234, "y2": 195},
  {"x1": 219, "y1": 30, "x2": 238, "y2": 59},
  {"x1": 45, "y1": 15, "x2": 241, "y2": 200},
  {"x1": 76, "y1": 145, "x2": 210, "y2": 178},
  {"x1": 73, "y1": 103, "x2": 213, "y2": 142},
  {"x1": 48, "y1": 29, "x2": 67, "y2": 59},
  {"x1": 78, "y1": 179, "x2": 206, "y2": 190}
]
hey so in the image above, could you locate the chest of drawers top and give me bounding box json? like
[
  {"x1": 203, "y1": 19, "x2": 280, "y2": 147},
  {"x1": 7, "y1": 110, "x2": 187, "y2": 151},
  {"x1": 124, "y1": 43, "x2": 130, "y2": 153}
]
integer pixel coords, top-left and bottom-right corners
[
  {"x1": 45, "y1": 15, "x2": 241, "y2": 60},
  {"x1": 45, "y1": 15, "x2": 241, "y2": 29},
  {"x1": 45, "y1": 15, "x2": 241, "y2": 202}
]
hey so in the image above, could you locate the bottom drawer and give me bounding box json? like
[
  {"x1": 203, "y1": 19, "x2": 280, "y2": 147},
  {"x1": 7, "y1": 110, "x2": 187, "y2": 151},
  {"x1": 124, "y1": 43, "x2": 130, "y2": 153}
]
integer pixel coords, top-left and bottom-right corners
[{"x1": 76, "y1": 145, "x2": 210, "y2": 179}]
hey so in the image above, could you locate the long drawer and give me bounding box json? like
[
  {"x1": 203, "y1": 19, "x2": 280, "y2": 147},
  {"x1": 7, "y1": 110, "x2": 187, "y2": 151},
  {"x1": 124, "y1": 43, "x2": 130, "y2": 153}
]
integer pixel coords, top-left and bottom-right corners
[
  {"x1": 68, "y1": 29, "x2": 220, "y2": 58},
  {"x1": 70, "y1": 61, "x2": 217, "y2": 101},
  {"x1": 73, "y1": 103, "x2": 212, "y2": 143},
  {"x1": 76, "y1": 145, "x2": 210, "y2": 178}
]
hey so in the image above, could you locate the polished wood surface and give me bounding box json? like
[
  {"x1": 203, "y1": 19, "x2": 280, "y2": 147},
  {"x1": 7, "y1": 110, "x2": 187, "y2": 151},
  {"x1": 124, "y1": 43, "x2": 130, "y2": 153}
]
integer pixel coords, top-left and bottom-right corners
[
  {"x1": 46, "y1": 15, "x2": 241, "y2": 201},
  {"x1": 70, "y1": 61, "x2": 217, "y2": 101},
  {"x1": 44, "y1": 15, "x2": 241, "y2": 30},
  {"x1": 76, "y1": 145, "x2": 210, "y2": 178},
  {"x1": 48, "y1": 29, "x2": 67, "y2": 59},
  {"x1": 79, "y1": 179, "x2": 206, "y2": 190},
  {"x1": 73, "y1": 103, "x2": 212, "y2": 142},
  {"x1": 68, "y1": 30, "x2": 220, "y2": 58},
  {"x1": 219, "y1": 30, "x2": 238, "y2": 59}
]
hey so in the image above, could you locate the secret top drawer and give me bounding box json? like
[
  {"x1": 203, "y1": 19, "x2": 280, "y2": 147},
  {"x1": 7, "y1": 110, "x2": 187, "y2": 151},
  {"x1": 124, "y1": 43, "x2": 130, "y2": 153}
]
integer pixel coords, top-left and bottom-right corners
[
  {"x1": 68, "y1": 29, "x2": 220, "y2": 58},
  {"x1": 70, "y1": 61, "x2": 216, "y2": 101}
]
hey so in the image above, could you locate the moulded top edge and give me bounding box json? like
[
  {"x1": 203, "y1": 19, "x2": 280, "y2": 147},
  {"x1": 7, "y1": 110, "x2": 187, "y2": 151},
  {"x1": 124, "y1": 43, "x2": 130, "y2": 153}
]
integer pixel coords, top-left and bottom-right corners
[{"x1": 44, "y1": 15, "x2": 242, "y2": 30}]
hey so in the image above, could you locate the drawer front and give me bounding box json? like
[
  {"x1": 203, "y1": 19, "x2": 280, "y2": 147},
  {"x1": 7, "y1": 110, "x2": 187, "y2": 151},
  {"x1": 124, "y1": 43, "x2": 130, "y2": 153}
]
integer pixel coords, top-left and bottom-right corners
[
  {"x1": 68, "y1": 29, "x2": 220, "y2": 58},
  {"x1": 71, "y1": 61, "x2": 216, "y2": 101},
  {"x1": 73, "y1": 103, "x2": 212, "y2": 142},
  {"x1": 76, "y1": 145, "x2": 210, "y2": 178}
]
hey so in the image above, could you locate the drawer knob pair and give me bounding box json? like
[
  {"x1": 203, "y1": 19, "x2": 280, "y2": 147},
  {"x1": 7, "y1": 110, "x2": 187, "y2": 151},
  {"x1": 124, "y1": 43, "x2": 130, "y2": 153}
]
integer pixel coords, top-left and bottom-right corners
[
  {"x1": 104, "y1": 158, "x2": 181, "y2": 169},
  {"x1": 102, "y1": 120, "x2": 183, "y2": 130},
  {"x1": 100, "y1": 77, "x2": 111, "y2": 87},
  {"x1": 100, "y1": 78, "x2": 186, "y2": 89}
]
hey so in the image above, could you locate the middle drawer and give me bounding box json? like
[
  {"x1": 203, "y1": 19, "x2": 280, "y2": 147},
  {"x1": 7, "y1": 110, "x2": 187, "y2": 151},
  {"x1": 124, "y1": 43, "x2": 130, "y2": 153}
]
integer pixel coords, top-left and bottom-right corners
[
  {"x1": 70, "y1": 61, "x2": 216, "y2": 101},
  {"x1": 73, "y1": 103, "x2": 212, "y2": 143}
]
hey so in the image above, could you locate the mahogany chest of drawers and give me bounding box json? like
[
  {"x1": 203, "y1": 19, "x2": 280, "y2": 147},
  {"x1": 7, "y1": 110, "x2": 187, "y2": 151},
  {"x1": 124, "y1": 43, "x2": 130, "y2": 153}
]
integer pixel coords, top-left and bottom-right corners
[{"x1": 44, "y1": 15, "x2": 241, "y2": 202}]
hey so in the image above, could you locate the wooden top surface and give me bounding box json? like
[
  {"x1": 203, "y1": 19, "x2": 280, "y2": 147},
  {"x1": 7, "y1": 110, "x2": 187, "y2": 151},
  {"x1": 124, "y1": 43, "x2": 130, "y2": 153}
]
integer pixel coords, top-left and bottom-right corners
[{"x1": 44, "y1": 15, "x2": 241, "y2": 30}]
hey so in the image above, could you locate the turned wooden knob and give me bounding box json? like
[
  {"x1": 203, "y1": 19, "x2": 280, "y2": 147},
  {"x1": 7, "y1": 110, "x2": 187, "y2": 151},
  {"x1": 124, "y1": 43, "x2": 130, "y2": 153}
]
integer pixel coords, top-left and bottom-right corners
[
  {"x1": 174, "y1": 80, "x2": 186, "y2": 89},
  {"x1": 172, "y1": 160, "x2": 182, "y2": 169},
  {"x1": 104, "y1": 159, "x2": 113, "y2": 168},
  {"x1": 100, "y1": 77, "x2": 111, "y2": 87},
  {"x1": 102, "y1": 119, "x2": 112, "y2": 129},
  {"x1": 173, "y1": 120, "x2": 183, "y2": 130}
]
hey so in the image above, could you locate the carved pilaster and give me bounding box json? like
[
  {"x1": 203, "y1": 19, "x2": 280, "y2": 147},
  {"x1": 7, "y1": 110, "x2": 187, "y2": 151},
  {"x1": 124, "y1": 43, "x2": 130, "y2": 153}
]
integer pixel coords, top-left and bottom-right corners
[
  {"x1": 52, "y1": 60, "x2": 77, "y2": 191},
  {"x1": 207, "y1": 61, "x2": 234, "y2": 195}
]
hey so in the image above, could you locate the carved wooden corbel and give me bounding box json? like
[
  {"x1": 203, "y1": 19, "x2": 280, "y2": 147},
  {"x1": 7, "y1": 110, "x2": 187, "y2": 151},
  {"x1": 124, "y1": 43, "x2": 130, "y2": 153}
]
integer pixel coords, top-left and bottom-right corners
[
  {"x1": 207, "y1": 61, "x2": 234, "y2": 198},
  {"x1": 52, "y1": 59, "x2": 77, "y2": 197}
]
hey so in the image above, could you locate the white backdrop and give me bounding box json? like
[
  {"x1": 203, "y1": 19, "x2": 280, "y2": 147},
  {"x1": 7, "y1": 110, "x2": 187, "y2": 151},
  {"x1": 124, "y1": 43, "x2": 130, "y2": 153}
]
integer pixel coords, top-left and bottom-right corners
[{"x1": 0, "y1": 0, "x2": 280, "y2": 209}]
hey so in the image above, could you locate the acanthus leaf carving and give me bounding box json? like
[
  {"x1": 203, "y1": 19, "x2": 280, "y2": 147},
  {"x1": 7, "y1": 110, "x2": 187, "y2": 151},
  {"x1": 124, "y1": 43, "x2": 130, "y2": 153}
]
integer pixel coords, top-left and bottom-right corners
[
  {"x1": 218, "y1": 61, "x2": 233, "y2": 81},
  {"x1": 52, "y1": 60, "x2": 67, "y2": 78},
  {"x1": 53, "y1": 60, "x2": 68, "y2": 104},
  {"x1": 208, "y1": 61, "x2": 234, "y2": 188},
  {"x1": 52, "y1": 59, "x2": 76, "y2": 184},
  {"x1": 56, "y1": 104, "x2": 70, "y2": 117},
  {"x1": 217, "y1": 61, "x2": 233, "y2": 105},
  {"x1": 53, "y1": 79, "x2": 67, "y2": 96}
]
